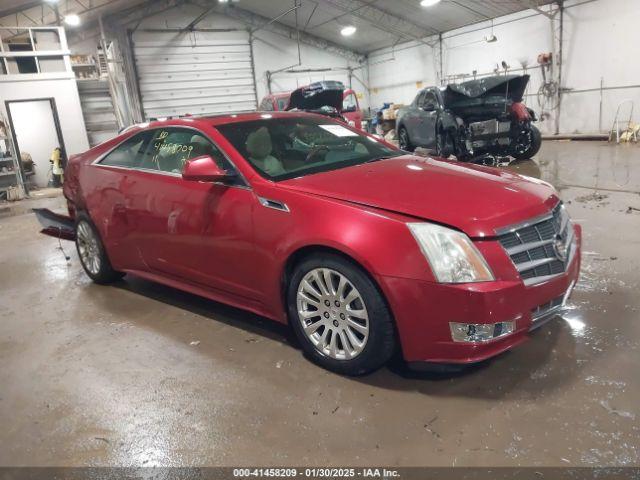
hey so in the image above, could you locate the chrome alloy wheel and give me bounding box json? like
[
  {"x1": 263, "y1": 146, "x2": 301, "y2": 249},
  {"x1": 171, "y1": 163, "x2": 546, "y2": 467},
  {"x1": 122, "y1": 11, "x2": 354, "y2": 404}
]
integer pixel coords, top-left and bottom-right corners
[
  {"x1": 296, "y1": 268, "x2": 370, "y2": 360},
  {"x1": 76, "y1": 221, "x2": 101, "y2": 275}
]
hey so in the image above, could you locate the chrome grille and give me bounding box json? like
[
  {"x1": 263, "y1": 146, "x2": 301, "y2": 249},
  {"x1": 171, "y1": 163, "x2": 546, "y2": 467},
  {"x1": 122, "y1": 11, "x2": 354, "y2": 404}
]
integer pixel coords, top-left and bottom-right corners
[{"x1": 497, "y1": 203, "x2": 574, "y2": 286}]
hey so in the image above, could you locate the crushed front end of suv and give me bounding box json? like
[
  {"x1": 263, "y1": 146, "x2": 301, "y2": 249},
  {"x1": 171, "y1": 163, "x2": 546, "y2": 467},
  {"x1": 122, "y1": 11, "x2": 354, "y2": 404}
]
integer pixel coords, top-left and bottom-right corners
[{"x1": 397, "y1": 75, "x2": 542, "y2": 161}]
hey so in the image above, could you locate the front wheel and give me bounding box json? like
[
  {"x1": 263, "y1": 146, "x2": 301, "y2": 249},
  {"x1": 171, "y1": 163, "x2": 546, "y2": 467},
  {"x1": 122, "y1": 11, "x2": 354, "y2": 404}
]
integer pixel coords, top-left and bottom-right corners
[
  {"x1": 398, "y1": 126, "x2": 414, "y2": 152},
  {"x1": 287, "y1": 254, "x2": 396, "y2": 375},
  {"x1": 75, "y1": 214, "x2": 124, "y2": 284},
  {"x1": 435, "y1": 127, "x2": 455, "y2": 158},
  {"x1": 511, "y1": 124, "x2": 542, "y2": 160}
]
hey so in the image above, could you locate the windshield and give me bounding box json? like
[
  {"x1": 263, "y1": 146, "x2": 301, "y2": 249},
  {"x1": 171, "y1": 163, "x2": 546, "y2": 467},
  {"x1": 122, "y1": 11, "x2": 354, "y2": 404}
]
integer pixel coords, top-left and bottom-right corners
[{"x1": 216, "y1": 117, "x2": 402, "y2": 181}]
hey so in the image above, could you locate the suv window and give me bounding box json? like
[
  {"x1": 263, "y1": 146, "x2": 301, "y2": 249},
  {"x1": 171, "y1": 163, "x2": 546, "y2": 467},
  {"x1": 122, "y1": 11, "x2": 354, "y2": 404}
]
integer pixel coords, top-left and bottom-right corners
[
  {"x1": 141, "y1": 127, "x2": 236, "y2": 176},
  {"x1": 424, "y1": 91, "x2": 438, "y2": 108},
  {"x1": 276, "y1": 97, "x2": 289, "y2": 111},
  {"x1": 415, "y1": 91, "x2": 426, "y2": 108},
  {"x1": 100, "y1": 132, "x2": 151, "y2": 168}
]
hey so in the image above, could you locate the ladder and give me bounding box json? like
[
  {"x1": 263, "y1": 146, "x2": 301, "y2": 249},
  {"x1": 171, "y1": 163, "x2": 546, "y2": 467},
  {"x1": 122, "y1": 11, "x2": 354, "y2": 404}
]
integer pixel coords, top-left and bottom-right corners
[
  {"x1": 608, "y1": 99, "x2": 637, "y2": 143},
  {"x1": 0, "y1": 112, "x2": 27, "y2": 201}
]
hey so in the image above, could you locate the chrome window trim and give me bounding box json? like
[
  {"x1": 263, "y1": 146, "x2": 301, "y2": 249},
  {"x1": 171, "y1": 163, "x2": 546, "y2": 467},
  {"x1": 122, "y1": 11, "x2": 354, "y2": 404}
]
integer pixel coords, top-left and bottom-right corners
[{"x1": 91, "y1": 125, "x2": 252, "y2": 190}]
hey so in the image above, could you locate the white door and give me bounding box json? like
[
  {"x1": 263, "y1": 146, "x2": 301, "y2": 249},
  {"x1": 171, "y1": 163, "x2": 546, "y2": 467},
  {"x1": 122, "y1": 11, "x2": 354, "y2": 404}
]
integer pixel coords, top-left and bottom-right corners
[
  {"x1": 132, "y1": 30, "x2": 258, "y2": 119},
  {"x1": 9, "y1": 100, "x2": 61, "y2": 188}
]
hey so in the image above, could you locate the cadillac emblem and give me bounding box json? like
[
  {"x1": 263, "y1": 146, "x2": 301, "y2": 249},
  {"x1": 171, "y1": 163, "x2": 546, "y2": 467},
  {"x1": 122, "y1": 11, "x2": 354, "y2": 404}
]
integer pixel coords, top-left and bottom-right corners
[{"x1": 553, "y1": 234, "x2": 568, "y2": 262}]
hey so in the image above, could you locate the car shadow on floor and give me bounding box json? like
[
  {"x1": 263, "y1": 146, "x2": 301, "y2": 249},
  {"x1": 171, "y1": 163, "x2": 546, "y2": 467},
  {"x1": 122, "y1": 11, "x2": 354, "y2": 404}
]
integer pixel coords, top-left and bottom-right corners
[
  {"x1": 103, "y1": 274, "x2": 586, "y2": 400},
  {"x1": 112, "y1": 275, "x2": 297, "y2": 349}
]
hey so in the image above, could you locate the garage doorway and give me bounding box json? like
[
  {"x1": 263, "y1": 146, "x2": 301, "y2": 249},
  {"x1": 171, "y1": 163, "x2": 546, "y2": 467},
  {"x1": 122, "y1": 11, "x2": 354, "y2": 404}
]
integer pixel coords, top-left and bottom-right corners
[
  {"x1": 6, "y1": 98, "x2": 66, "y2": 189},
  {"x1": 132, "y1": 30, "x2": 258, "y2": 119}
]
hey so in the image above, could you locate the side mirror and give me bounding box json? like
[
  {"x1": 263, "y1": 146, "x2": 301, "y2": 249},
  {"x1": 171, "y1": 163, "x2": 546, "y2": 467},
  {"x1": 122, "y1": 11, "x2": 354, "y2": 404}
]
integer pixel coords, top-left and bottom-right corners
[
  {"x1": 182, "y1": 155, "x2": 231, "y2": 182},
  {"x1": 422, "y1": 103, "x2": 436, "y2": 112},
  {"x1": 342, "y1": 105, "x2": 357, "y2": 113}
]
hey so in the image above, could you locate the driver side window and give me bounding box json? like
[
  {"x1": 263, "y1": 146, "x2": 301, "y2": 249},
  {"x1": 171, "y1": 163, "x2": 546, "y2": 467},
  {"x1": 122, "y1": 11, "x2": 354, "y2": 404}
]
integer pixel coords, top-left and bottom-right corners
[
  {"x1": 423, "y1": 91, "x2": 437, "y2": 109},
  {"x1": 140, "y1": 128, "x2": 234, "y2": 175}
]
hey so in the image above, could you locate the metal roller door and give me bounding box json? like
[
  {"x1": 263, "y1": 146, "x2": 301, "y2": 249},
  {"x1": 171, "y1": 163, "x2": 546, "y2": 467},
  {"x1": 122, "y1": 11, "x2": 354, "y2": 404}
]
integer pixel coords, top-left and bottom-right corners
[{"x1": 132, "y1": 30, "x2": 257, "y2": 119}]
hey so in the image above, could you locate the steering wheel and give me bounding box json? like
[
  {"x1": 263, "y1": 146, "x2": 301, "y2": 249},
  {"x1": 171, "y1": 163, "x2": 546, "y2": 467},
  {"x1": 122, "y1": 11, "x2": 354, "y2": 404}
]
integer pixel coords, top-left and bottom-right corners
[{"x1": 305, "y1": 145, "x2": 329, "y2": 163}]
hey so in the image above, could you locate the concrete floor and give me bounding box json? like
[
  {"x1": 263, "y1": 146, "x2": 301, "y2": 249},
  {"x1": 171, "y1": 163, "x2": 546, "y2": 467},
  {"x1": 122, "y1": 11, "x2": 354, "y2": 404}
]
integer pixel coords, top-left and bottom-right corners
[{"x1": 0, "y1": 141, "x2": 639, "y2": 467}]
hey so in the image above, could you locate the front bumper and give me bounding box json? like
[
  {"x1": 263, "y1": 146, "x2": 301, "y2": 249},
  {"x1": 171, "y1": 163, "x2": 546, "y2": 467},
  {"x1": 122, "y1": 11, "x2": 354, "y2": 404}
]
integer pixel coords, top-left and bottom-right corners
[{"x1": 380, "y1": 224, "x2": 582, "y2": 364}]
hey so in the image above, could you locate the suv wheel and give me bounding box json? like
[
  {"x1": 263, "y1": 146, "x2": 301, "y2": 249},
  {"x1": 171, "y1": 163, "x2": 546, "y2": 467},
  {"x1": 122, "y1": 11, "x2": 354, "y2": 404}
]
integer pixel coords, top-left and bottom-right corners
[
  {"x1": 398, "y1": 127, "x2": 414, "y2": 152},
  {"x1": 436, "y1": 127, "x2": 455, "y2": 158},
  {"x1": 287, "y1": 253, "x2": 396, "y2": 375}
]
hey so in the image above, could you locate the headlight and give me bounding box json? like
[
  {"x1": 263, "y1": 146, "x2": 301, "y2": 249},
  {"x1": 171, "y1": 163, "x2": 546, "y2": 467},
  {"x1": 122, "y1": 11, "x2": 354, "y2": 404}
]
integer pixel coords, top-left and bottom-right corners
[{"x1": 408, "y1": 223, "x2": 494, "y2": 283}]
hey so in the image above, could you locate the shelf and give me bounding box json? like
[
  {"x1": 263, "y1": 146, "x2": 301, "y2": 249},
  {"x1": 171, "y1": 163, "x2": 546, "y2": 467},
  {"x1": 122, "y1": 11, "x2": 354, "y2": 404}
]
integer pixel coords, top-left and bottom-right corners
[
  {"x1": 72, "y1": 63, "x2": 97, "y2": 68},
  {"x1": 0, "y1": 157, "x2": 14, "y2": 162},
  {"x1": 0, "y1": 171, "x2": 17, "y2": 176}
]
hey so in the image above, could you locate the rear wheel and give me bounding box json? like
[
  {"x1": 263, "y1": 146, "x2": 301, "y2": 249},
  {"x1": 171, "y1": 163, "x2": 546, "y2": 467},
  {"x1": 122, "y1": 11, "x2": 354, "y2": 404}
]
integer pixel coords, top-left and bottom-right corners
[
  {"x1": 287, "y1": 254, "x2": 396, "y2": 375},
  {"x1": 398, "y1": 126, "x2": 414, "y2": 152},
  {"x1": 75, "y1": 214, "x2": 124, "y2": 284}
]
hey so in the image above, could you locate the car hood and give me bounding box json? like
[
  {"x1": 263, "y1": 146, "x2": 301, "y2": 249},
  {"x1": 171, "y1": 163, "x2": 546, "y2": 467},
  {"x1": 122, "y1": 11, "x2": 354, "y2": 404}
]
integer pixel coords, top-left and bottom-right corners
[
  {"x1": 278, "y1": 155, "x2": 559, "y2": 238},
  {"x1": 286, "y1": 86, "x2": 344, "y2": 111}
]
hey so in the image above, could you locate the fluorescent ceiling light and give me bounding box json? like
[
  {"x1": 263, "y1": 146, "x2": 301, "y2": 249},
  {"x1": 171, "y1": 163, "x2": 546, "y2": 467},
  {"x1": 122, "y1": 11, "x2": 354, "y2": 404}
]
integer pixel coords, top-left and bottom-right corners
[
  {"x1": 340, "y1": 25, "x2": 356, "y2": 36},
  {"x1": 64, "y1": 14, "x2": 81, "y2": 26},
  {"x1": 420, "y1": 0, "x2": 441, "y2": 6}
]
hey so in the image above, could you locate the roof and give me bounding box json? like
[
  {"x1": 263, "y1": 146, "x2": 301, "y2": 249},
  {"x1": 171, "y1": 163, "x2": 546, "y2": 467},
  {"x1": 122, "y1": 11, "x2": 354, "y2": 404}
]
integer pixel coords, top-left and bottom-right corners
[
  {"x1": 1, "y1": 0, "x2": 556, "y2": 54},
  {"x1": 127, "y1": 111, "x2": 328, "y2": 130},
  {"x1": 228, "y1": 0, "x2": 556, "y2": 53}
]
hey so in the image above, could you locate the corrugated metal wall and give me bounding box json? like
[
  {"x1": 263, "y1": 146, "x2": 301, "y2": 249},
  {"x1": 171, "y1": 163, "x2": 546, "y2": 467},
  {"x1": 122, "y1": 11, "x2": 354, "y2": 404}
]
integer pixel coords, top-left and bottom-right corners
[{"x1": 132, "y1": 30, "x2": 257, "y2": 119}]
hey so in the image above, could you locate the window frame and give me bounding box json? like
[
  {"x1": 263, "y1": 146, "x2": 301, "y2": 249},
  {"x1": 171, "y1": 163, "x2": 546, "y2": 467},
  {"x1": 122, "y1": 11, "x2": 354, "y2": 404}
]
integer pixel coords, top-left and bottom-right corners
[{"x1": 94, "y1": 125, "x2": 250, "y2": 189}]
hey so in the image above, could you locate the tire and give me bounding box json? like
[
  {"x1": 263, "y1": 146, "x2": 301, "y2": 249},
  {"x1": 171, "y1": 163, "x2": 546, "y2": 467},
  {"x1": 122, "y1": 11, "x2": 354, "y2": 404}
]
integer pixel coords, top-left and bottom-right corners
[
  {"x1": 511, "y1": 124, "x2": 542, "y2": 160},
  {"x1": 287, "y1": 253, "x2": 396, "y2": 376},
  {"x1": 75, "y1": 213, "x2": 124, "y2": 284},
  {"x1": 435, "y1": 126, "x2": 455, "y2": 158},
  {"x1": 398, "y1": 126, "x2": 414, "y2": 152}
]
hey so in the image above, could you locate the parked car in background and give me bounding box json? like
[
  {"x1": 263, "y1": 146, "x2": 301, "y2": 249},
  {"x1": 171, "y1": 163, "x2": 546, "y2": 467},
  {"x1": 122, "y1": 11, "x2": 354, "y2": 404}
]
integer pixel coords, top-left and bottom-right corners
[
  {"x1": 397, "y1": 75, "x2": 542, "y2": 161},
  {"x1": 259, "y1": 81, "x2": 364, "y2": 130},
  {"x1": 35, "y1": 112, "x2": 580, "y2": 375}
]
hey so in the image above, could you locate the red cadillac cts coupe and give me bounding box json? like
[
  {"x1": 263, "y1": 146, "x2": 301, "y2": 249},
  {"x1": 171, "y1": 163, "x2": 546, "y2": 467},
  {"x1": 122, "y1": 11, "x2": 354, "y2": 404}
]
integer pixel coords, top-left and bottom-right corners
[{"x1": 39, "y1": 112, "x2": 581, "y2": 375}]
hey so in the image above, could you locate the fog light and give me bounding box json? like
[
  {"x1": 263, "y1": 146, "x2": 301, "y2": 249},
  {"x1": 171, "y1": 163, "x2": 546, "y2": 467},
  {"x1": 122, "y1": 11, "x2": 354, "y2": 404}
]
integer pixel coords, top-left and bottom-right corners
[{"x1": 449, "y1": 320, "x2": 516, "y2": 343}]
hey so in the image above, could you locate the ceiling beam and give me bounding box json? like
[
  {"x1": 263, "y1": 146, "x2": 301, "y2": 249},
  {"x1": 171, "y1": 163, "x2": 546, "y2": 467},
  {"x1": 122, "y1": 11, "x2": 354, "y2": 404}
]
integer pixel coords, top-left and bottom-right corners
[
  {"x1": 210, "y1": 2, "x2": 366, "y2": 62},
  {"x1": 318, "y1": 0, "x2": 439, "y2": 48}
]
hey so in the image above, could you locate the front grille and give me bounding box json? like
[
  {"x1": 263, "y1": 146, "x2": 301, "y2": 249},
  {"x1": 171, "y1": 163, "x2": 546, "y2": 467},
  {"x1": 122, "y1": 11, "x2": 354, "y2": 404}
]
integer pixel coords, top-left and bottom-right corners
[{"x1": 497, "y1": 203, "x2": 574, "y2": 286}]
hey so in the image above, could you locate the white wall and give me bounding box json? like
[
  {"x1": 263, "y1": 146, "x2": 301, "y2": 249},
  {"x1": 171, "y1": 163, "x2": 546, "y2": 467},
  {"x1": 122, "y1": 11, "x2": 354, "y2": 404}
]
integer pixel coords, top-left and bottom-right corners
[
  {"x1": 0, "y1": 76, "x2": 90, "y2": 157},
  {"x1": 367, "y1": 0, "x2": 640, "y2": 135}
]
